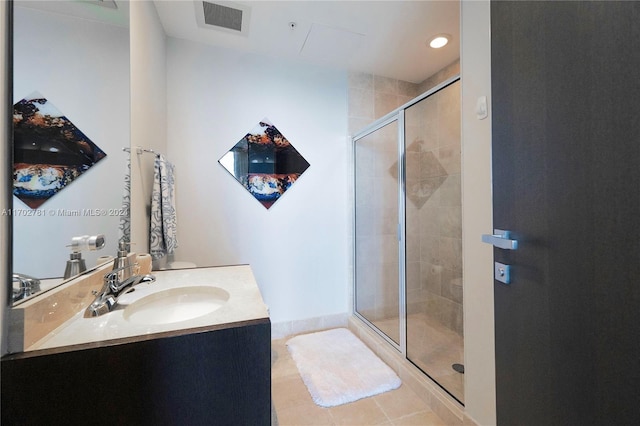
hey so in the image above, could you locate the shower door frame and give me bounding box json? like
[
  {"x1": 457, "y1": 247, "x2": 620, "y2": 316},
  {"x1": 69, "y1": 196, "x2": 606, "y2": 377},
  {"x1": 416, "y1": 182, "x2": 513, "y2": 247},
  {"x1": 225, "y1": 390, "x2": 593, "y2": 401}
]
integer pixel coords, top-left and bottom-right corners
[
  {"x1": 353, "y1": 111, "x2": 407, "y2": 354},
  {"x1": 352, "y1": 74, "x2": 461, "y2": 360}
]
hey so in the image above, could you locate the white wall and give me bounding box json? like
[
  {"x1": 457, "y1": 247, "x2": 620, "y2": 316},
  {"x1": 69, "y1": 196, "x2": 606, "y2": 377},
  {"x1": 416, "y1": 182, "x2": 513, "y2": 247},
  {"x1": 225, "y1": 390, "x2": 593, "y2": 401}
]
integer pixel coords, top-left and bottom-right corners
[
  {"x1": 129, "y1": 1, "x2": 167, "y2": 255},
  {"x1": 461, "y1": 1, "x2": 496, "y2": 424},
  {"x1": 12, "y1": 6, "x2": 129, "y2": 277},
  {"x1": 166, "y1": 38, "x2": 350, "y2": 324}
]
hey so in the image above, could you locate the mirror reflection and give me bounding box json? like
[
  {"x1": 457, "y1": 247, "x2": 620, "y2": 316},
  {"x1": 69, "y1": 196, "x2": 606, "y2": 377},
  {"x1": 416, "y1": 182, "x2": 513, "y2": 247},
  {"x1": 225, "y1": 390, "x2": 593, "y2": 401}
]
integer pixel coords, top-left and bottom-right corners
[
  {"x1": 13, "y1": 92, "x2": 108, "y2": 208},
  {"x1": 11, "y1": 0, "x2": 130, "y2": 304}
]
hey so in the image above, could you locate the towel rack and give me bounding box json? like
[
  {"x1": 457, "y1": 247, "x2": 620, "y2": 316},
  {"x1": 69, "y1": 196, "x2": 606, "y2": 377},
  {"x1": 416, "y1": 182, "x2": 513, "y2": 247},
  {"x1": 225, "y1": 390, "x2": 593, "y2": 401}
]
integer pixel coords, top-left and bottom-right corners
[{"x1": 122, "y1": 146, "x2": 161, "y2": 156}]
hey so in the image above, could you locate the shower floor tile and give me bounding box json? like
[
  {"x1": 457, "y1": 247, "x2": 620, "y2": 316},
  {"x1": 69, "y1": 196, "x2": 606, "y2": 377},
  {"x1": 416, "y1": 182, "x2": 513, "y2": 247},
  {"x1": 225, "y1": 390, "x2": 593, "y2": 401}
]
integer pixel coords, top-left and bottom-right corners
[{"x1": 368, "y1": 313, "x2": 464, "y2": 403}]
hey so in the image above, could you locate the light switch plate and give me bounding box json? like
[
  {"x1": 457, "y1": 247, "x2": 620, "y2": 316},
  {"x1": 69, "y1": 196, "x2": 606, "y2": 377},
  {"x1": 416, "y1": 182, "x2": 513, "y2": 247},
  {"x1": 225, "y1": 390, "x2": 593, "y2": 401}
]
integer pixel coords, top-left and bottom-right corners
[{"x1": 476, "y1": 95, "x2": 488, "y2": 120}]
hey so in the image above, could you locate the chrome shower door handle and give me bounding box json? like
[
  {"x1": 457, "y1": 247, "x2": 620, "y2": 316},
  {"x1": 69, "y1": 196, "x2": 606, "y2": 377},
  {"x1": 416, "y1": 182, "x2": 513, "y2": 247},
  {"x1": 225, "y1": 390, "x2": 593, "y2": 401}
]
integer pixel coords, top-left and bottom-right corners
[{"x1": 481, "y1": 229, "x2": 518, "y2": 250}]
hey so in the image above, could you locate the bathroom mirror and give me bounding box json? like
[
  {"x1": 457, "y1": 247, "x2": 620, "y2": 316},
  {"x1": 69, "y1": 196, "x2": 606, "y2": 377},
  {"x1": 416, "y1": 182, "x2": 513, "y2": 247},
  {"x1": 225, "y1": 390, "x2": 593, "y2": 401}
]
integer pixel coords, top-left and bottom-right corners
[{"x1": 10, "y1": 0, "x2": 130, "y2": 305}]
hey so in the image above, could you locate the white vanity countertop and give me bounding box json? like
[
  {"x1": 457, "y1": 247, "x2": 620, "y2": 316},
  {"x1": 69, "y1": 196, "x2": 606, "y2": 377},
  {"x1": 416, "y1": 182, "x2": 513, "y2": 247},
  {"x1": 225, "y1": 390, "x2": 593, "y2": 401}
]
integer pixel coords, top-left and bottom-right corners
[{"x1": 27, "y1": 265, "x2": 269, "y2": 352}]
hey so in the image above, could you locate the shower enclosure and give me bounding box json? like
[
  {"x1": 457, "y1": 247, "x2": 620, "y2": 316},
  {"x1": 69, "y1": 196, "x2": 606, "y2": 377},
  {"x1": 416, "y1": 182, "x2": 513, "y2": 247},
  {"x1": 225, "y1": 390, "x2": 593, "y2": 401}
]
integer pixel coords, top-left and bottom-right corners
[{"x1": 353, "y1": 76, "x2": 463, "y2": 403}]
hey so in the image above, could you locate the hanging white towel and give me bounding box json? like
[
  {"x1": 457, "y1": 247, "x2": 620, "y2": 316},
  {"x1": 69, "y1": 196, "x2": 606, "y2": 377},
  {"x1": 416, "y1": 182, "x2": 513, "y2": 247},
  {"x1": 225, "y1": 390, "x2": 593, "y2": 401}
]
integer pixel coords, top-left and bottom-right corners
[
  {"x1": 150, "y1": 155, "x2": 178, "y2": 260},
  {"x1": 117, "y1": 151, "x2": 131, "y2": 243}
]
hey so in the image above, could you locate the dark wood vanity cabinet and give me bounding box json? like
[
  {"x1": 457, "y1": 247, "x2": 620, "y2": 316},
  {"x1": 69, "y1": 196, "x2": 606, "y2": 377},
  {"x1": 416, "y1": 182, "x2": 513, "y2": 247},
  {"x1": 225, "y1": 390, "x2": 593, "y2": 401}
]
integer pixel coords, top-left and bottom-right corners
[{"x1": 2, "y1": 318, "x2": 271, "y2": 426}]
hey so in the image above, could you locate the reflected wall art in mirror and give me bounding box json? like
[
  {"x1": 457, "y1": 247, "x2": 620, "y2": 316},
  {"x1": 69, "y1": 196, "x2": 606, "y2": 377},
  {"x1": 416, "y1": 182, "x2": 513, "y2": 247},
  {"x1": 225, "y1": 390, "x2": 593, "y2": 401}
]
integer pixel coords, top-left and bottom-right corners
[
  {"x1": 219, "y1": 119, "x2": 310, "y2": 209},
  {"x1": 13, "y1": 92, "x2": 107, "y2": 209}
]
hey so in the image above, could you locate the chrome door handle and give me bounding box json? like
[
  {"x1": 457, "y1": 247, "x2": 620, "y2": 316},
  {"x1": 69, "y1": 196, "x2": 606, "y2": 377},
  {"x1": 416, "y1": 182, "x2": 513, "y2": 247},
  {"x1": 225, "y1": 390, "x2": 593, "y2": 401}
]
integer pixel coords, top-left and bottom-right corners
[{"x1": 481, "y1": 229, "x2": 518, "y2": 250}]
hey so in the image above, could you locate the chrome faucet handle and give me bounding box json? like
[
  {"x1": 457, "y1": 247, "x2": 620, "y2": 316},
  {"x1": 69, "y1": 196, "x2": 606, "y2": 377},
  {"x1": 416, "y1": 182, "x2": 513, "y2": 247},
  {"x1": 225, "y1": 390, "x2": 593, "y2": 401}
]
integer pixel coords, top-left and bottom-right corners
[
  {"x1": 104, "y1": 263, "x2": 137, "y2": 281},
  {"x1": 104, "y1": 263, "x2": 139, "y2": 292},
  {"x1": 105, "y1": 264, "x2": 154, "y2": 296},
  {"x1": 12, "y1": 273, "x2": 41, "y2": 301},
  {"x1": 13, "y1": 273, "x2": 41, "y2": 287}
]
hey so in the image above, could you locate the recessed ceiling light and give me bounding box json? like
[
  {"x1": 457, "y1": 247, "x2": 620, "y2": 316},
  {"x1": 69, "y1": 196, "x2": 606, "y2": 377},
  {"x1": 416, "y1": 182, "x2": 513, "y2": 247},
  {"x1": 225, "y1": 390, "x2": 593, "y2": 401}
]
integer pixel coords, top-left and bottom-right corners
[{"x1": 429, "y1": 34, "x2": 450, "y2": 49}]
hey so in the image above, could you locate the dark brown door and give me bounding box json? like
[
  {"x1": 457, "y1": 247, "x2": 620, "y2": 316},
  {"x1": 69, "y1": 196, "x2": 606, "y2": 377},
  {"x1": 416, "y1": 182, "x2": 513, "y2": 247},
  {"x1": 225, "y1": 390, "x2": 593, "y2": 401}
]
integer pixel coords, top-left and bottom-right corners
[{"x1": 491, "y1": 2, "x2": 640, "y2": 425}]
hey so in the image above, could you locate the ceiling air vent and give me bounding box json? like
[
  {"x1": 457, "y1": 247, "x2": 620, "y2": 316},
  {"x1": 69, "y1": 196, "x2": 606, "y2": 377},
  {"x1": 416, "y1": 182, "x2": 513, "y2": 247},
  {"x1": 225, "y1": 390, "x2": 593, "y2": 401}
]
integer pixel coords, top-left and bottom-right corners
[{"x1": 196, "y1": 1, "x2": 251, "y2": 36}]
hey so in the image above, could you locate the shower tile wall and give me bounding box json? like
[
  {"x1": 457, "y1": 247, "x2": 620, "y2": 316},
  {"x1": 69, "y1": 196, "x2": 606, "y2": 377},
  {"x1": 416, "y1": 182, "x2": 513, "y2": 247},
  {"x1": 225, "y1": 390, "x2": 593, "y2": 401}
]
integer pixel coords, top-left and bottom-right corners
[
  {"x1": 348, "y1": 60, "x2": 460, "y2": 134},
  {"x1": 348, "y1": 73, "x2": 419, "y2": 134},
  {"x1": 416, "y1": 60, "x2": 460, "y2": 95}
]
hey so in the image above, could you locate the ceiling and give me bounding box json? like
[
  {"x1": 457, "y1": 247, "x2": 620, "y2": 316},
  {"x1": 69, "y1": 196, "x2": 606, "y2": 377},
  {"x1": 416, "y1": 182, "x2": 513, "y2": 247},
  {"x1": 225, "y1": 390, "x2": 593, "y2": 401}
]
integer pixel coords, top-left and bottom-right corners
[
  {"x1": 16, "y1": 0, "x2": 460, "y2": 84},
  {"x1": 15, "y1": 0, "x2": 130, "y2": 28},
  {"x1": 154, "y1": 0, "x2": 459, "y2": 84}
]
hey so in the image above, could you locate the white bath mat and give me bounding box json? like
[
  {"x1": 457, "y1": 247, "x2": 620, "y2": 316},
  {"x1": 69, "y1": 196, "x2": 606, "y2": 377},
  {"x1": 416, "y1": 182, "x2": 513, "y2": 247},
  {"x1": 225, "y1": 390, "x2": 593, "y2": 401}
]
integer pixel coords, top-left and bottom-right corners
[{"x1": 286, "y1": 328, "x2": 401, "y2": 407}]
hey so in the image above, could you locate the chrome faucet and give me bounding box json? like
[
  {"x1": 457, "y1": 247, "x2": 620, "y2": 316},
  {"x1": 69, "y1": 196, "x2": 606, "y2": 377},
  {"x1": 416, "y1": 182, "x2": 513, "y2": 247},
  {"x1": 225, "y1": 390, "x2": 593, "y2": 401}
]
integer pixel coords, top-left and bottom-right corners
[
  {"x1": 84, "y1": 265, "x2": 155, "y2": 317},
  {"x1": 12, "y1": 273, "x2": 41, "y2": 302}
]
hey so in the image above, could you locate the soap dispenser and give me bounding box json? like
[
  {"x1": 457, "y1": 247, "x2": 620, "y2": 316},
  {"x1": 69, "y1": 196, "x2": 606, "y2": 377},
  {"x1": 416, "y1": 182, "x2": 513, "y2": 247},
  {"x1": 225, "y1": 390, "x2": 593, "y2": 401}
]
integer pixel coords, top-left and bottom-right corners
[
  {"x1": 64, "y1": 252, "x2": 86, "y2": 280},
  {"x1": 64, "y1": 234, "x2": 106, "y2": 279},
  {"x1": 113, "y1": 241, "x2": 133, "y2": 281}
]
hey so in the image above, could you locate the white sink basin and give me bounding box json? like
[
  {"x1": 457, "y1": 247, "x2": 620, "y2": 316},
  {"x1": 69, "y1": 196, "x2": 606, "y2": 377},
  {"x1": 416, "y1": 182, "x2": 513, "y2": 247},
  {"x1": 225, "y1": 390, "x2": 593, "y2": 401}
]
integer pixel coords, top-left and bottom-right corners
[{"x1": 122, "y1": 286, "x2": 230, "y2": 325}]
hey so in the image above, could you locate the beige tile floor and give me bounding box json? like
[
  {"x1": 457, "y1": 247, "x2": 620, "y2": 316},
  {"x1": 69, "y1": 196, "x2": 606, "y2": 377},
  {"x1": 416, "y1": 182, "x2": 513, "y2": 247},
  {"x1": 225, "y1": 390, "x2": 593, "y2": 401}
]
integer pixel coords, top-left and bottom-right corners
[{"x1": 271, "y1": 337, "x2": 447, "y2": 426}]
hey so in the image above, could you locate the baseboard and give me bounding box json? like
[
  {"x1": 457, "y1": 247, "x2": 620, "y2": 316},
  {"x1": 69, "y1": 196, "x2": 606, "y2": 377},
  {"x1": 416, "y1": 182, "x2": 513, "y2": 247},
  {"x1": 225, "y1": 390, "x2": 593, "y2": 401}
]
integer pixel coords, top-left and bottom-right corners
[{"x1": 271, "y1": 313, "x2": 349, "y2": 340}]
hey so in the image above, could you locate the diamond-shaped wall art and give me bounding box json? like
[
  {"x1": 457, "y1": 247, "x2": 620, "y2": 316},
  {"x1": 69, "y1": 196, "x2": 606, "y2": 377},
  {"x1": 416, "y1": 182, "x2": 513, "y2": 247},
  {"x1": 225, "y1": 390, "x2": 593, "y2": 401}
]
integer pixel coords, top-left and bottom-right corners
[
  {"x1": 13, "y1": 91, "x2": 107, "y2": 209},
  {"x1": 219, "y1": 118, "x2": 310, "y2": 209}
]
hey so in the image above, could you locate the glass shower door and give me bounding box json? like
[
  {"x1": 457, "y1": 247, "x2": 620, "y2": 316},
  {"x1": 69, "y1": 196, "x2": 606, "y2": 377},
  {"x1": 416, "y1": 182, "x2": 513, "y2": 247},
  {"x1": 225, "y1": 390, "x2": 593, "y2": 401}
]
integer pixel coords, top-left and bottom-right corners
[
  {"x1": 353, "y1": 76, "x2": 463, "y2": 402},
  {"x1": 354, "y1": 119, "x2": 400, "y2": 345},
  {"x1": 404, "y1": 80, "x2": 464, "y2": 403}
]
